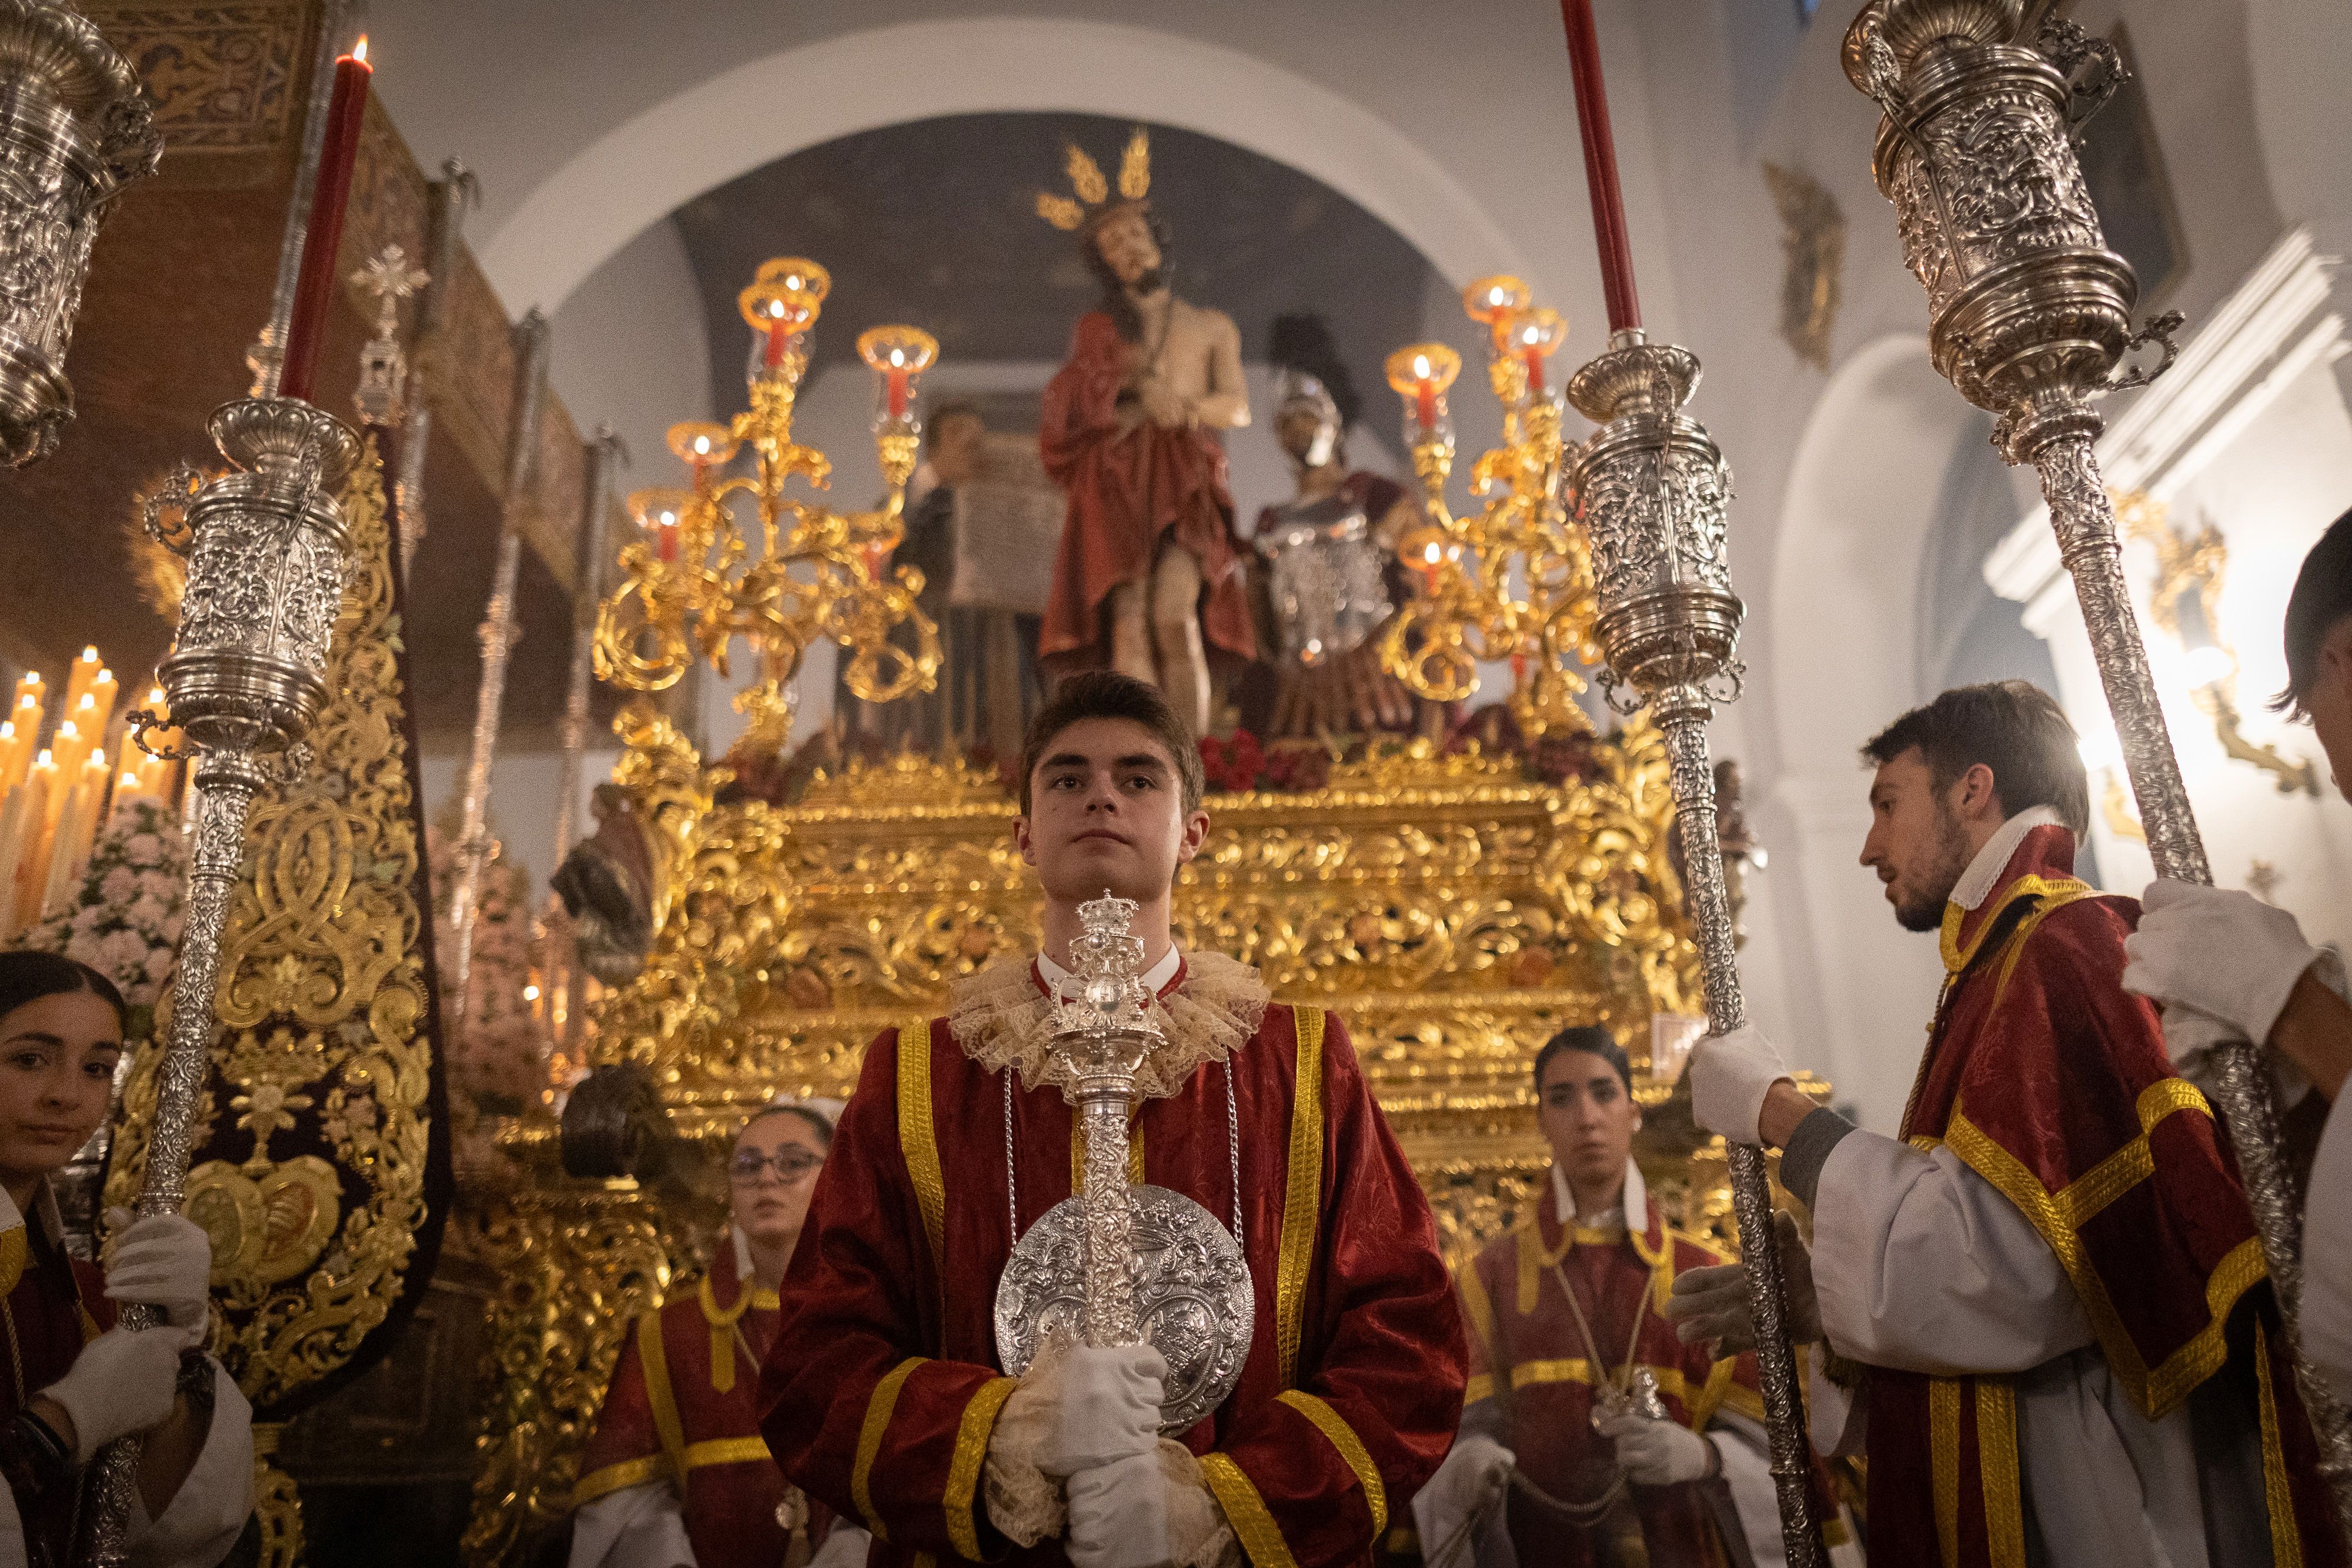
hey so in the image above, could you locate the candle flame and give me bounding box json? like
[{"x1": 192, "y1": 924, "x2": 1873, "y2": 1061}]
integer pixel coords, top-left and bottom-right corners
[
  {"x1": 769, "y1": 300, "x2": 785, "y2": 318},
  {"x1": 56, "y1": 721, "x2": 76, "y2": 742},
  {"x1": 1522, "y1": 325, "x2": 1541, "y2": 345},
  {"x1": 78, "y1": 648, "x2": 96, "y2": 664},
  {"x1": 1423, "y1": 541, "x2": 1442, "y2": 566},
  {"x1": 888, "y1": 349, "x2": 904, "y2": 367},
  {"x1": 75, "y1": 694, "x2": 94, "y2": 712},
  {"x1": 1412, "y1": 355, "x2": 1431, "y2": 378},
  {"x1": 35, "y1": 750, "x2": 51, "y2": 768},
  {"x1": 91, "y1": 750, "x2": 105, "y2": 770},
  {"x1": 523, "y1": 985, "x2": 541, "y2": 1001},
  {"x1": 0, "y1": 723, "x2": 9, "y2": 741},
  {"x1": 120, "y1": 772, "x2": 137, "y2": 788},
  {"x1": 353, "y1": 35, "x2": 369, "y2": 63},
  {"x1": 693, "y1": 436, "x2": 711, "y2": 454}
]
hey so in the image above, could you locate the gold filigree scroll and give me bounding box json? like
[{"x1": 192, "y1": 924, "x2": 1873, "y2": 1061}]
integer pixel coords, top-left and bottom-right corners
[
  {"x1": 108, "y1": 436, "x2": 451, "y2": 1417},
  {"x1": 458, "y1": 1166, "x2": 676, "y2": 1563}
]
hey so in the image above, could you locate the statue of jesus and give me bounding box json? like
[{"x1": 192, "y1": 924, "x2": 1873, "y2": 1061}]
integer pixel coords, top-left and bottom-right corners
[{"x1": 1037, "y1": 150, "x2": 1255, "y2": 737}]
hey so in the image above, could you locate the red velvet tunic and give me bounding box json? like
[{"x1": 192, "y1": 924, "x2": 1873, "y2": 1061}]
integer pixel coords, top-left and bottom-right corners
[
  {"x1": 0, "y1": 1223, "x2": 106, "y2": 1566},
  {"x1": 758, "y1": 978, "x2": 1465, "y2": 1568},
  {"x1": 1867, "y1": 825, "x2": 2346, "y2": 1566},
  {"x1": 577, "y1": 1236, "x2": 838, "y2": 1567},
  {"x1": 1037, "y1": 311, "x2": 1257, "y2": 673},
  {"x1": 1457, "y1": 1191, "x2": 1838, "y2": 1567}
]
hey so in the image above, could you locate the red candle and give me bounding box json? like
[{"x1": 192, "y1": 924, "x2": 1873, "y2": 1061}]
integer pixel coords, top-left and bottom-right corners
[
  {"x1": 656, "y1": 517, "x2": 678, "y2": 563},
  {"x1": 763, "y1": 321, "x2": 787, "y2": 370},
  {"x1": 279, "y1": 37, "x2": 373, "y2": 402},
  {"x1": 886, "y1": 369, "x2": 910, "y2": 419},
  {"x1": 1524, "y1": 347, "x2": 1547, "y2": 396},
  {"x1": 1415, "y1": 381, "x2": 1438, "y2": 431},
  {"x1": 1558, "y1": 0, "x2": 1642, "y2": 333}
]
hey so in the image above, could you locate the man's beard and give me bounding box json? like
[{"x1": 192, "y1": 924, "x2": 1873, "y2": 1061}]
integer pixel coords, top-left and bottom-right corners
[
  {"x1": 1122, "y1": 265, "x2": 1165, "y2": 296},
  {"x1": 1893, "y1": 805, "x2": 1973, "y2": 932}
]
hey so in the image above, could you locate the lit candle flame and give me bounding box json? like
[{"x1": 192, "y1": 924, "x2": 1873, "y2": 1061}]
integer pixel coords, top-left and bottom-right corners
[
  {"x1": 693, "y1": 436, "x2": 711, "y2": 454},
  {"x1": 769, "y1": 300, "x2": 785, "y2": 318},
  {"x1": 353, "y1": 35, "x2": 369, "y2": 63},
  {"x1": 35, "y1": 750, "x2": 51, "y2": 768},
  {"x1": 888, "y1": 349, "x2": 904, "y2": 367},
  {"x1": 1412, "y1": 355, "x2": 1431, "y2": 379},
  {"x1": 1423, "y1": 541, "x2": 1442, "y2": 566}
]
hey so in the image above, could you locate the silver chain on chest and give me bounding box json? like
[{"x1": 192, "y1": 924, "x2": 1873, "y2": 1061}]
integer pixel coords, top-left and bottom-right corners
[{"x1": 1004, "y1": 1059, "x2": 1243, "y2": 1249}]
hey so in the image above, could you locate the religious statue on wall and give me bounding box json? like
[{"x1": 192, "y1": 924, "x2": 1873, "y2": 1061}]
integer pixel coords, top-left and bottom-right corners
[
  {"x1": 1250, "y1": 312, "x2": 1427, "y2": 738},
  {"x1": 1035, "y1": 129, "x2": 1256, "y2": 735}
]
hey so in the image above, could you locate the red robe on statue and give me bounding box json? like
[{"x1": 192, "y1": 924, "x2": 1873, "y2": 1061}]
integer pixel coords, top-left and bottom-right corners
[
  {"x1": 757, "y1": 952, "x2": 1466, "y2": 1567},
  {"x1": 577, "y1": 1235, "x2": 841, "y2": 1567},
  {"x1": 1038, "y1": 312, "x2": 1257, "y2": 673},
  {"x1": 1455, "y1": 1182, "x2": 1843, "y2": 1567},
  {"x1": 1865, "y1": 824, "x2": 2346, "y2": 1566}
]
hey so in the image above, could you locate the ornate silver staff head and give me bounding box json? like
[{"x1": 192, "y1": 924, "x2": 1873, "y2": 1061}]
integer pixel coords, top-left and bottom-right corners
[
  {"x1": 1565, "y1": 335, "x2": 1743, "y2": 718},
  {"x1": 1843, "y1": 0, "x2": 2180, "y2": 460},
  {"x1": 139, "y1": 397, "x2": 362, "y2": 765},
  {"x1": 1045, "y1": 889, "x2": 1166, "y2": 1090},
  {"x1": 0, "y1": 0, "x2": 161, "y2": 466}
]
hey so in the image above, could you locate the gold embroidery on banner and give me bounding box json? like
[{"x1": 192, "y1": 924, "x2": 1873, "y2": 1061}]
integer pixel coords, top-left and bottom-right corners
[
  {"x1": 1946, "y1": 1095, "x2": 2263, "y2": 1417},
  {"x1": 853, "y1": 1358, "x2": 925, "y2": 1540},
  {"x1": 573, "y1": 1453, "x2": 667, "y2": 1507},
  {"x1": 638, "y1": 1312, "x2": 687, "y2": 1485},
  {"x1": 1275, "y1": 1007, "x2": 1326, "y2": 1389},
  {"x1": 1277, "y1": 1389, "x2": 1388, "y2": 1538},
  {"x1": 946, "y1": 1377, "x2": 1019, "y2": 1562},
  {"x1": 896, "y1": 1022, "x2": 947, "y2": 1289},
  {"x1": 1201, "y1": 1452, "x2": 1298, "y2": 1568},
  {"x1": 1977, "y1": 1379, "x2": 2024, "y2": 1567},
  {"x1": 2256, "y1": 1323, "x2": 2305, "y2": 1568},
  {"x1": 1930, "y1": 1376, "x2": 1961, "y2": 1568}
]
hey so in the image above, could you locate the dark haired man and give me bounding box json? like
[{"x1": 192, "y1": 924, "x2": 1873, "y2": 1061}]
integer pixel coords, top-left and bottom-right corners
[
  {"x1": 1675, "y1": 681, "x2": 2344, "y2": 1564},
  {"x1": 1415, "y1": 1027, "x2": 1845, "y2": 1568},
  {"x1": 2122, "y1": 506, "x2": 2352, "y2": 1386},
  {"x1": 761, "y1": 671, "x2": 1464, "y2": 1568},
  {"x1": 1039, "y1": 199, "x2": 1256, "y2": 737}
]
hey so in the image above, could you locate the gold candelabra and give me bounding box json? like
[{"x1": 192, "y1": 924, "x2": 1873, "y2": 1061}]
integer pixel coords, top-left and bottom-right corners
[
  {"x1": 593, "y1": 257, "x2": 942, "y2": 748},
  {"x1": 1378, "y1": 276, "x2": 1598, "y2": 735}
]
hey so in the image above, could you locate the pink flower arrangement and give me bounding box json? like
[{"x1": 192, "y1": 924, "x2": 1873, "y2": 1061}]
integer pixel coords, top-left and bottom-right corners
[{"x1": 16, "y1": 795, "x2": 189, "y2": 1037}]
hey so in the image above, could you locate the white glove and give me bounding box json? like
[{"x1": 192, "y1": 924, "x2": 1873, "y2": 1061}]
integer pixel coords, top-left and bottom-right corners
[
  {"x1": 1065, "y1": 1442, "x2": 1227, "y2": 1568},
  {"x1": 1005, "y1": 1340, "x2": 1165, "y2": 1480},
  {"x1": 1594, "y1": 1410, "x2": 1715, "y2": 1487},
  {"x1": 1688, "y1": 1025, "x2": 1795, "y2": 1146},
  {"x1": 807, "y1": 1524, "x2": 873, "y2": 1568},
  {"x1": 102, "y1": 1208, "x2": 213, "y2": 1332},
  {"x1": 43, "y1": 1323, "x2": 199, "y2": 1462},
  {"x1": 2123, "y1": 880, "x2": 2320, "y2": 1045},
  {"x1": 1411, "y1": 1432, "x2": 1514, "y2": 1567},
  {"x1": 1665, "y1": 1211, "x2": 1822, "y2": 1352}
]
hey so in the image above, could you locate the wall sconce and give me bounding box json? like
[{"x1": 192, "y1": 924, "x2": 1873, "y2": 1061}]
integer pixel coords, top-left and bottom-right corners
[{"x1": 2116, "y1": 490, "x2": 2319, "y2": 797}]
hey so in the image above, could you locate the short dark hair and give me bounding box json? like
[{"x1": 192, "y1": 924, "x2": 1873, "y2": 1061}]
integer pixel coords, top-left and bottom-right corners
[
  {"x1": 2275, "y1": 506, "x2": 2352, "y2": 721},
  {"x1": 1532, "y1": 1025, "x2": 1631, "y2": 1096},
  {"x1": 1861, "y1": 680, "x2": 2089, "y2": 836},
  {"x1": 0, "y1": 951, "x2": 128, "y2": 1035},
  {"x1": 924, "y1": 400, "x2": 984, "y2": 453},
  {"x1": 1019, "y1": 671, "x2": 1205, "y2": 815}
]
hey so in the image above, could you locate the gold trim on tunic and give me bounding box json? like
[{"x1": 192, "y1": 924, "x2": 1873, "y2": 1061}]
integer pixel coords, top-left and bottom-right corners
[
  {"x1": 1276, "y1": 1389, "x2": 1388, "y2": 1538},
  {"x1": 1201, "y1": 1452, "x2": 1297, "y2": 1568},
  {"x1": 1275, "y1": 1007, "x2": 1326, "y2": 1389},
  {"x1": 853, "y1": 1356, "x2": 926, "y2": 1540}
]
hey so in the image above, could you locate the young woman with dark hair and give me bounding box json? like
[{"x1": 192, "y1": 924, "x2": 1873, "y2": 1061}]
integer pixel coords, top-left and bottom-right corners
[{"x1": 0, "y1": 950, "x2": 252, "y2": 1567}]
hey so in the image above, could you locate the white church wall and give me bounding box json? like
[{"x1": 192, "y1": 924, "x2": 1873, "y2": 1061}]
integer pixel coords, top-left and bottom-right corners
[
  {"x1": 546, "y1": 216, "x2": 717, "y2": 490},
  {"x1": 1987, "y1": 228, "x2": 2352, "y2": 965}
]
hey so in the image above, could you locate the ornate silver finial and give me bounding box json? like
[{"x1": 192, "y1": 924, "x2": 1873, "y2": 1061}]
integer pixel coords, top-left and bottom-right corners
[
  {"x1": 1048, "y1": 890, "x2": 1164, "y2": 1044},
  {"x1": 352, "y1": 245, "x2": 429, "y2": 427}
]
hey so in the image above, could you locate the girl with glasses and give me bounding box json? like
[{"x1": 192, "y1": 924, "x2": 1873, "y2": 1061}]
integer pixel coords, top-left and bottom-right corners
[{"x1": 571, "y1": 1100, "x2": 871, "y2": 1568}]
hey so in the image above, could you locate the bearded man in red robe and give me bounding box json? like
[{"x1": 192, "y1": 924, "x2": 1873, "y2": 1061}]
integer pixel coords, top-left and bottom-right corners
[
  {"x1": 1679, "y1": 681, "x2": 2347, "y2": 1566},
  {"x1": 759, "y1": 671, "x2": 1465, "y2": 1568},
  {"x1": 1038, "y1": 193, "x2": 1255, "y2": 738}
]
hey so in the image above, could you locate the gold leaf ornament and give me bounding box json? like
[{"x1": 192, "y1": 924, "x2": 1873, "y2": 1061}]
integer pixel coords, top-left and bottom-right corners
[{"x1": 1063, "y1": 141, "x2": 1108, "y2": 205}]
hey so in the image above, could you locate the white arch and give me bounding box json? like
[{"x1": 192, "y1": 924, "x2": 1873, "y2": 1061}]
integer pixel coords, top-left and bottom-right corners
[
  {"x1": 480, "y1": 17, "x2": 1535, "y2": 316},
  {"x1": 1763, "y1": 332, "x2": 1977, "y2": 1131}
]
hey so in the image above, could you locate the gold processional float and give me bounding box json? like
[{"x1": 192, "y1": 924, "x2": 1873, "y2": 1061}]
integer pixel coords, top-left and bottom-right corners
[{"x1": 453, "y1": 222, "x2": 1827, "y2": 1553}]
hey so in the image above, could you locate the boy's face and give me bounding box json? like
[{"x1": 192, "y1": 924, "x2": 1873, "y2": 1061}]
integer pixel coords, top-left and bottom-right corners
[{"x1": 1015, "y1": 717, "x2": 1208, "y2": 907}]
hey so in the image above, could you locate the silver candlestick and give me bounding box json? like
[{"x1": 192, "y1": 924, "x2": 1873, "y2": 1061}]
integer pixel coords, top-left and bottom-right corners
[
  {"x1": 993, "y1": 892, "x2": 1252, "y2": 1429},
  {"x1": 1845, "y1": 1, "x2": 2350, "y2": 1519},
  {"x1": 0, "y1": 0, "x2": 159, "y2": 466},
  {"x1": 87, "y1": 395, "x2": 360, "y2": 1565},
  {"x1": 1568, "y1": 333, "x2": 1824, "y2": 1567},
  {"x1": 442, "y1": 308, "x2": 549, "y2": 1042}
]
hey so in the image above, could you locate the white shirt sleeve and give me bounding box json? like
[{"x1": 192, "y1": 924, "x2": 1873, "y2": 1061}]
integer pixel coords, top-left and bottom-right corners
[
  {"x1": 567, "y1": 1481, "x2": 696, "y2": 1568},
  {"x1": 1810, "y1": 1128, "x2": 2096, "y2": 1375},
  {"x1": 2305, "y1": 1094, "x2": 2352, "y2": 1391},
  {"x1": 126, "y1": 1359, "x2": 253, "y2": 1568}
]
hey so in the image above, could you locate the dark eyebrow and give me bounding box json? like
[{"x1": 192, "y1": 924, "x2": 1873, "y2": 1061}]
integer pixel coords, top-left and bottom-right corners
[
  {"x1": 1116, "y1": 754, "x2": 1171, "y2": 774},
  {"x1": 1, "y1": 1032, "x2": 62, "y2": 1048},
  {"x1": 1041, "y1": 752, "x2": 1091, "y2": 771}
]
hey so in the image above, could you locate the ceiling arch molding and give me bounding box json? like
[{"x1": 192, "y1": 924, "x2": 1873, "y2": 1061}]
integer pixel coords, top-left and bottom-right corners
[{"x1": 481, "y1": 16, "x2": 1538, "y2": 317}]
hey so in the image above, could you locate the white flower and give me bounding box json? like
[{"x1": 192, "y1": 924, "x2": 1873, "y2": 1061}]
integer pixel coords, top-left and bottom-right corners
[
  {"x1": 71, "y1": 904, "x2": 104, "y2": 935},
  {"x1": 125, "y1": 894, "x2": 171, "y2": 933},
  {"x1": 98, "y1": 928, "x2": 150, "y2": 984},
  {"x1": 142, "y1": 946, "x2": 175, "y2": 984},
  {"x1": 99, "y1": 866, "x2": 138, "y2": 905},
  {"x1": 136, "y1": 868, "x2": 178, "y2": 901},
  {"x1": 122, "y1": 832, "x2": 165, "y2": 867}
]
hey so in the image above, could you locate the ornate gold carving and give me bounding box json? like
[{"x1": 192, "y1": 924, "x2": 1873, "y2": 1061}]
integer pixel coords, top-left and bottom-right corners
[
  {"x1": 458, "y1": 1165, "x2": 679, "y2": 1563},
  {"x1": 109, "y1": 437, "x2": 445, "y2": 1412},
  {"x1": 250, "y1": 1422, "x2": 303, "y2": 1568}
]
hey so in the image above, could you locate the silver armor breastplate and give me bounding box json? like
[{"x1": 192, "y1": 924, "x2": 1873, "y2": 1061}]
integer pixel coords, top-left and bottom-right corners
[{"x1": 1257, "y1": 493, "x2": 1393, "y2": 666}]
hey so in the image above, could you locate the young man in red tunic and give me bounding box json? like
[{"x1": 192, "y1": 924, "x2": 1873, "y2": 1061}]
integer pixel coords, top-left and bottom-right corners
[
  {"x1": 1678, "y1": 681, "x2": 2346, "y2": 1565},
  {"x1": 1414, "y1": 1027, "x2": 1848, "y2": 1568},
  {"x1": 1038, "y1": 197, "x2": 1257, "y2": 736},
  {"x1": 759, "y1": 671, "x2": 1465, "y2": 1568}
]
